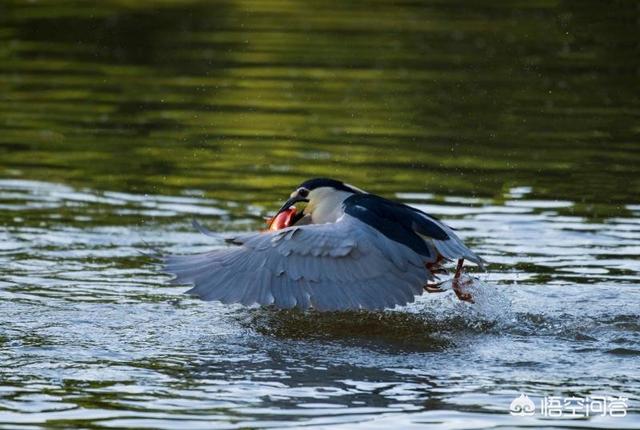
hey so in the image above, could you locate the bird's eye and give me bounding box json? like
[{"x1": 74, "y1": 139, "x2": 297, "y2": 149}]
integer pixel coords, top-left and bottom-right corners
[{"x1": 298, "y1": 188, "x2": 309, "y2": 198}]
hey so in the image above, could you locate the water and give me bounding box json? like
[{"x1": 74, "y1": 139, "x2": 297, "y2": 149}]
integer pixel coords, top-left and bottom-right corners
[{"x1": 1, "y1": 0, "x2": 639, "y2": 428}]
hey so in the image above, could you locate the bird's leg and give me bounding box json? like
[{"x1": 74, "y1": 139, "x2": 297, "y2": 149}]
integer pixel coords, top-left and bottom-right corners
[
  {"x1": 425, "y1": 256, "x2": 448, "y2": 277},
  {"x1": 452, "y1": 259, "x2": 474, "y2": 303},
  {"x1": 424, "y1": 258, "x2": 449, "y2": 293},
  {"x1": 453, "y1": 258, "x2": 464, "y2": 282},
  {"x1": 426, "y1": 264, "x2": 448, "y2": 276}
]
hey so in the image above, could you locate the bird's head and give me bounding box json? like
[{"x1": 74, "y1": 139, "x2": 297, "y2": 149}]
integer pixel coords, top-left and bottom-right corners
[{"x1": 273, "y1": 178, "x2": 365, "y2": 226}]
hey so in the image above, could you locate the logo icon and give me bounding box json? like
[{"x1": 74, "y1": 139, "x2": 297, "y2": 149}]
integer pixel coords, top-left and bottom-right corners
[{"x1": 510, "y1": 393, "x2": 536, "y2": 416}]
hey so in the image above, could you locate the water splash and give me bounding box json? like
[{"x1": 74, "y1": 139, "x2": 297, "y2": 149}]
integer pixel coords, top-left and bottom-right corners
[
  {"x1": 453, "y1": 274, "x2": 514, "y2": 329},
  {"x1": 403, "y1": 273, "x2": 514, "y2": 334}
]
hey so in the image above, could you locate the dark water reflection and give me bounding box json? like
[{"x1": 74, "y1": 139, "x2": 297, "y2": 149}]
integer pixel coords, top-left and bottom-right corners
[
  {"x1": 1, "y1": 0, "x2": 639, "y2": 428},
  {"x1": 2, "y1": 0, "x2": 639, "y2": 211}
]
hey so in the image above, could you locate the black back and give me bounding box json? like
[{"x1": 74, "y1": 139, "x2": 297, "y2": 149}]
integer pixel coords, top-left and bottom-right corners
[{"x1": 343, "y1": 193, "x2": 450, "y2": 258}]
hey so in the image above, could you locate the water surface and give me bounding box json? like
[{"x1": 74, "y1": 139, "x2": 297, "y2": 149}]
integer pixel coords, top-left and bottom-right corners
[{"x1": 1, "y1": 0, "x2": 639, "y2": 428}]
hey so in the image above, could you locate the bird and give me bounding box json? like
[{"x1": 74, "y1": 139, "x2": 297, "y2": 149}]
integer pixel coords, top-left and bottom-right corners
[{"x1": 163, "y1": 178, "x2": 486, "y2": 311}]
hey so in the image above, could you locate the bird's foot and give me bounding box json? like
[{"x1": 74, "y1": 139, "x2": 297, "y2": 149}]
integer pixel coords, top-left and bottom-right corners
[
  {"x1": 425, "y1": 262, "x2": 448, "y2": 277},
  {"x1": 425, "y1": 258, "x2": 475, "y2": 302},
  {"x1": 452, "y1": 276, "x2": 474, "y2": 303},
  {"x1": 424, "y1": 281, "x2": 447, "y2": 294}
]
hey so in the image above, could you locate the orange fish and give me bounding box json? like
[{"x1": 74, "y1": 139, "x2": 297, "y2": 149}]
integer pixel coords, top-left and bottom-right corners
[{"x1": 267, "y1": 207, "x2": 298, "y2": 231}]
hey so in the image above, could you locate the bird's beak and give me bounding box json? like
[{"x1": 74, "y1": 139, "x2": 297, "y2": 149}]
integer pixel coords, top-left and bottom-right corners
[
  {"x1": 267, "y1": 193, "x2": 308, "y2": 229},
  {"x1": 275, "y1": 194, "x2": 308, "y2": 218}
]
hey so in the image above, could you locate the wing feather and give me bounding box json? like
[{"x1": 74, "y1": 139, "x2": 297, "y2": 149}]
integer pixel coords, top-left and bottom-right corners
[
  {"x1": 164, "y1": 215, "x2": 430, "y2": 311},
  {"x1": 342, "y1": 193, "x2": 485, "y2": 268}
]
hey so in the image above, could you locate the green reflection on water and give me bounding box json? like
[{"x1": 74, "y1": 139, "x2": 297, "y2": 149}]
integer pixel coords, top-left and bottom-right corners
[{"x1": 0, "y1": 0, "x2": 638, "y2": 216}]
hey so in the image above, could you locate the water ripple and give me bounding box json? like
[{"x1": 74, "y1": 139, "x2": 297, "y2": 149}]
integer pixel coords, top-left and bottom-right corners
[{"x1": 1, "y1": 178, "x2": 638, "y2": 428}]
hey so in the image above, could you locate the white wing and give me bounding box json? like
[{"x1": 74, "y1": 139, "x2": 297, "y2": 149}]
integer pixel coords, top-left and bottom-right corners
[{"x1": 164, "y1": 215, "x2": 432, "y2": 311}]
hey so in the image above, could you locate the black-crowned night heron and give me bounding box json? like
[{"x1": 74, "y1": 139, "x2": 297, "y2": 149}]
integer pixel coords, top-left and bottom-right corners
[{"x1": 163, "y1": 178, "x2": 486, "y2": 311}]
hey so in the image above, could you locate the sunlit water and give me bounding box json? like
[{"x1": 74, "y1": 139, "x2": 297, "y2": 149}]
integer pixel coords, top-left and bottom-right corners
[{"x1": 1, "y1": 0, "x2": 639, "y2": 428}]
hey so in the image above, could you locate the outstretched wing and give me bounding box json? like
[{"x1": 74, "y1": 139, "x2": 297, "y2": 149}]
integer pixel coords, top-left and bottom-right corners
[
  {"x1": 163, "y1": 215, "x2": 431, "y2": 311},
  {"x1": 343, "y1": 194, "x2": 486, "y2": 268}
]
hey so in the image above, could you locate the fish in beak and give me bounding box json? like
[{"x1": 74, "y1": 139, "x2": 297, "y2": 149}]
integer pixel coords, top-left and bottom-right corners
[
  {"x1": 267, "y1": 206, "x2": 299, "y2": 231},
  {"x1": 266, "y1": 191, "x2": 309, "y2": 230}
]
